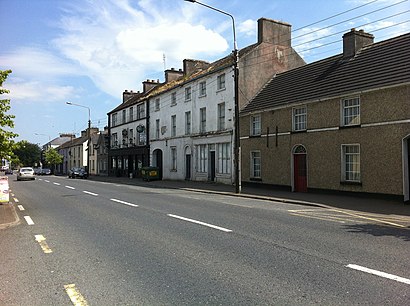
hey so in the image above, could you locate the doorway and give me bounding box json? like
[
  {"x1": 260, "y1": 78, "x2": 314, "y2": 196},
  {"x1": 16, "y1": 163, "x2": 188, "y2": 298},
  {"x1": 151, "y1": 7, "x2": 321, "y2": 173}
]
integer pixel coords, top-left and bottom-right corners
[
  {"x1": 153, "y1": 149, "x2": 163, "y2": 180},
  {"x1": 185, "y1": 155, "x2": 191, "y2": 180},
  {"x1": 403, "y1": 136, "x2": 410, "y2": 202},
  {"x1": 293, "y1": 145, "x2": 307, "y2": 192},
  {"x1": 210, "y1": 151, "x2": 216, "y2": 181}
]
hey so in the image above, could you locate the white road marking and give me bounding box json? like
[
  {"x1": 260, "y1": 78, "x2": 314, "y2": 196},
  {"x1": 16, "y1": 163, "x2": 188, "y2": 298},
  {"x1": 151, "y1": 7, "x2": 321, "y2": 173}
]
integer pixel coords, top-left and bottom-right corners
[
  {"x1": 10, "y1": 193, "x2": 14, "y2": 197},
  {"x1": 65, "y1": 186, "x2": 75, "y2": 190},
  {"x1": 34, "y1": 235, "x2": 53, "y2": 254},
  {"x1": 64, "y1": 284, "x2": 89, "y2": 306},
  {"x1": 24, "y1": 216, "x2": 35, "y2": 225},
  {"x1": 53, "y1": 182, "x2": 61, "y2": 186},
  {"x1": 17, "y1": 205, "x2": 25, "y2": 211},
  {"x1": 167, "y1": 214, "x2": 232, "y2": 232},
  {"x1": 110, "y1": 198, "x2": 138, "y2": 208},
  {"x1": 83, "y1": 191, "x2": 98, "y2": 196},
  {"x1": 44, "y1": 180, "x2": 50, "y2": 183},
  {"x1": 13, "y1": 197, "x2": 19, "y2": 203},
  {"x1": 347, "y1": 264, "x2": 410, "y2": 285}
]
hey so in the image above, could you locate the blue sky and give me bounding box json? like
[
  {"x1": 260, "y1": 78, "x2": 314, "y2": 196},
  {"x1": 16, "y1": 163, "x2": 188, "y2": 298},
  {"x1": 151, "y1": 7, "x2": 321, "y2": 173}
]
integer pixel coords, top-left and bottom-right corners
[{"x1": 1, "y1": 0, "x2": 409, "y2": 146}]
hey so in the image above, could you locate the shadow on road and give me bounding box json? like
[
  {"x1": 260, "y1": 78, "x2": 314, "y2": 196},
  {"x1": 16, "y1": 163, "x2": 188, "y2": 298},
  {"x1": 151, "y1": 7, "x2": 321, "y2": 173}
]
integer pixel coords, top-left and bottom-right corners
[{"x1": 343, "y1": 223, "x2": 410, "y2": 242}]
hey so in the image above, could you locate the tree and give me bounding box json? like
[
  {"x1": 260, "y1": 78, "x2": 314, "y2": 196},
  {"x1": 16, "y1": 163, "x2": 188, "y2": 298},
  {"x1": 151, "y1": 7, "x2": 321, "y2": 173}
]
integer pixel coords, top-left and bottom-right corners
[
  {"x1": 44, "y1": 148, "x2": 63, "y2": 173},
  {"x1": 13, "y1": 141, "x2": 41, "y2": 167},
  {"x1": 0, "y1": 70, "x2": 18, "y2": 162}
]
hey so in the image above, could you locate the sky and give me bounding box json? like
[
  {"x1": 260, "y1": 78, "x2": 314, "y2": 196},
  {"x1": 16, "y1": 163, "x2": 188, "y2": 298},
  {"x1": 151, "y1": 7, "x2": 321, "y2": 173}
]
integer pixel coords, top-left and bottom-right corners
[{"x1": 0, "y1": 0, "x2": 409, "y2": 146}]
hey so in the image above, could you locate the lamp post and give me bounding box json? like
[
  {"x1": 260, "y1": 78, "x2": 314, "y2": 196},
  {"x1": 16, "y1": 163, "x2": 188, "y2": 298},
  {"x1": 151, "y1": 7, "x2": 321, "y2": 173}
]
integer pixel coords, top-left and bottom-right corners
[
  {"x1": 66, "y1": 102, "x2": 91, "y2": 174},
  {"x1": 184, "y1": 0, "x2": 241, "y2": 193}
]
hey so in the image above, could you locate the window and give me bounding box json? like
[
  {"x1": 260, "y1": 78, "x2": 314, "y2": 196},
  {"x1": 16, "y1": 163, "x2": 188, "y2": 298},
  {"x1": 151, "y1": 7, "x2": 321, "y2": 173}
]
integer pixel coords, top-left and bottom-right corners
[
  {"x1": 171, "y1": 115, "x2": 176, "y2": 137},
  {"x1": 342, "y1": 144, "x2": 360, "y2": 182},
  {"x1": 138, "y1": 130, "x2": 146, "y2": 146},
  {"x1": 218, "y1": 102, "x2": 226, "y2": 131},
  {"x1": 129, "y1": 128, "x2": 134, "y2": 145},
  {"x1": 185, "y1": 111, "x2": 191, "y2": 135},
  {"x1": 200, "y1": 107, "x2": 206, "y2": 133},
  {"x1": 129, "y1": 107, "x2": 134, "y2": 122},
  {"x1": 122, "y1": 110, "x2": 126, "y2": 124},
  {"x1": 293, "y1": 106, "x2": 307, "y2": 131},
  {"x1": 171, "y1": 147, "x2": 177, "y2": 171},
  {"x1": 250, "y1": 115, "x2": 261, "y2": 136},
  {"x1": 198, "y1": 144, "x2": 207, "y2": 173},
  {"x1": 155, "y1": 119, "x2": 160, "y2": 139},
  {"x1": 217, "y1": 73, "x2": 226, "y2": 90},
  {"x1": 155, "y1": 98, "x2": 160, "y2": 111},
  {"x1": 342, "y1": 97, "x2": 360, "y2": 126},
  {"x1": 137, "y1": 103, "x2": 145, "y2": 119},
  {"x1": 251, "y1": 151, "x2": 261, "y2": 178},
  {"x1": 199, "y1": 81, "x2": 206, "y2": 97},
  {"x1": 112, "y1": 113, "x2": 118, "y2": 127},
  {"x1": 171, "y1": 92, "x2": 177, "y2": 106},
  {"x1": 217, "y1": 143, "x2": 231, "y2": 174},
  {"x1": 185, "y1": 87, "x2": 191, "y2": 102},
  {"x1": 112, "y1": 133, "x2": 118, "y2": 148}
]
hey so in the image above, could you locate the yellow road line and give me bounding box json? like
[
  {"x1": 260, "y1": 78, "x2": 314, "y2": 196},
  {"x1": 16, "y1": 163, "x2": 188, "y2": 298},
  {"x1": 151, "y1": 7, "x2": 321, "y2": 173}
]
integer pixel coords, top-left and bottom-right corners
[
  {"x1": 64, "y1": 284, "x2": 89, "y2": 306},
  {"x1": 330, "y1": 209, "x2": 406, "y2": 228},
  {"x1": 290, "y1": 213, "x2": 347, "y2": 224},
  {"x1": 34, "y1": 235, "x2": 53, "y2": 254}
]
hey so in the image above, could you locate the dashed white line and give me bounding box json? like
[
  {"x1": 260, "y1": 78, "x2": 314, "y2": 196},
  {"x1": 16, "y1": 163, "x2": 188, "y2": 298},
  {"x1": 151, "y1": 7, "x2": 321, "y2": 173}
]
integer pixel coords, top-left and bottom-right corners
[
  {"x1": 13, "y1": 197, "x2": 19, "y2": 203},
  {"x1": 65, "y1": 186, "x2": 75, "y2": 190},
  {"x1": 347, "y1": 264, "x2": 410, "y2": 285},
  {"x1": 17, "y1": 205, "x2": 25, "y2": 211},
  {"x1": 53, "y1": 182, "x2": 61, "y2": 186},
  {"x1": 24, "y1": 216, "x2": 35, "y2": 225},
  {"x1": 110, "y1": 198, "x2": 139, "y2": 208},
  {"x1": 167, "y1": 214, "x2": 232, "y2": 232},
  {"x1": 44, "y1": 180, "x2": 50, "y2": 183},
  {"x1": 83, "y1": 191, "x2": 98, "y2": 196}
]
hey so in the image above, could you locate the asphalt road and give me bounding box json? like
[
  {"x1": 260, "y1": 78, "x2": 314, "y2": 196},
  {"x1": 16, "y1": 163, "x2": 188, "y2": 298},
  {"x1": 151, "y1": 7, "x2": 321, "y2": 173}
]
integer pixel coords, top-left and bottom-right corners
[{"x1": 1, "y1": 175, "x2": 409, "y2": 305}]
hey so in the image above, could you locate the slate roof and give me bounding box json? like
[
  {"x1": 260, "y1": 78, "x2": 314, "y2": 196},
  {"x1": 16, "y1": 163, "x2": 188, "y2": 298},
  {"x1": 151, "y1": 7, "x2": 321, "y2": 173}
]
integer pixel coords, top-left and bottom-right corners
[{"x1": 241, "y1": 33, "x2": 410, "y2": 114}]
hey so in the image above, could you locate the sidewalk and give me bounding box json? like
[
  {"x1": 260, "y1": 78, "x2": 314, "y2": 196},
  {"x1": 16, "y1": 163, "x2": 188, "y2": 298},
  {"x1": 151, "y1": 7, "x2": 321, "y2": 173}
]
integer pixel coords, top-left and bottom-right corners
[{"x1": 0, "y1": 203, "x2": 20, "y2": 229}]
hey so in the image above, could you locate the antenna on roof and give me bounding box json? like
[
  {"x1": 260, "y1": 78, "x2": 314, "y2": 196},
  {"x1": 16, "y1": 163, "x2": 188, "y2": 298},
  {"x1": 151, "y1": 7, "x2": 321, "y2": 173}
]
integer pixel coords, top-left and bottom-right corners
[{"x1": 163, "y1": 53, "x2": 166, "y2": 71}]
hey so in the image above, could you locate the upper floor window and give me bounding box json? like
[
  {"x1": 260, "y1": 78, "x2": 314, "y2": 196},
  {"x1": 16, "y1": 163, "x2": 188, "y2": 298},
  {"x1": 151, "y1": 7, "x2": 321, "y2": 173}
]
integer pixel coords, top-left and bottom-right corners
[
  {"x1": 218, "y1": 102, "x2": 226, "y2": 131},
  {"x1": 138, "y1": 130, "x2": 146, "y2": 146},
  {"x1": 155, "y1": 98, "x2": 160, "y2": 111},
  {"x1": 342, "y1": 97, "x2": 360, "y2": 126},
  {"x1": 200, "y1": 107, "x2": 206, "y2": 133},
  {"x1": 137, "y1": 103, "x2": 145, "y2": 119},
  {"x1": 171, "y1": 92, "x2": 177, "y2": 106},
  {"x1": 341, "y1": 144, "x2": 360, "y2": 182},
  {"x1": 112, "y1": 113, "x2": 118, "y2": 127},
  {"x1": 112, "y1": 133, "x2": 118, "y2": 148},
  {"x1": 217, "y1": 73, "x2": 226, "y2": 91},
  {"x1": 293, "y1": 106, "x2": 307, "y2": 131},
  {"x1": 155, "y1": 119, "x2": 160, "y2": 139},
  {"x1": 122, "y1": 110, "x2": 126, "y2": 124},
  {"x1": 185, "y1": 87, "x2": 191, "y2": 102},
  {"x1": 171, "y1": 147, "x2": 177, "y2": 171},
  {"x1": 185, "y1": 111, "x2": 191, "y2": 135},
  {"x1": 129, "y1": 107, "x2": 134, "y2": 122},
  {"x1": 250, "y1": 115, "x2": 261, "y2": 136},
  {"x1": 199, "y1": 81, "x2": 206, "y2": 97},
  {"x1": 171, "y1": 115, "x2": 176, "y2": 137}
]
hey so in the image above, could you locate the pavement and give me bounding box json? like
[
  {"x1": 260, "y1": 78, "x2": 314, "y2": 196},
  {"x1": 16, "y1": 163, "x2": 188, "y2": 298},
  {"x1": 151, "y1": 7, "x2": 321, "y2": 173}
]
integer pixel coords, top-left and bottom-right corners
[{"x1": 1, "y1": 175, "x2": 409, "y2": 229}]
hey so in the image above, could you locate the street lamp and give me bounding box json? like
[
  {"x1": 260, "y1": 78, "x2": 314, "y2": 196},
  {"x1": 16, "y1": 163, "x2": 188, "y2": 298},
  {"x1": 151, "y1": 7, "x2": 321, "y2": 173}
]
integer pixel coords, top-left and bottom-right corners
[
  {"x1": 66, "y1": 101, "x2": 91, "y2": 174},
  {"x1": 184, "y1": 0, "x2": 241, "y2": 193}
]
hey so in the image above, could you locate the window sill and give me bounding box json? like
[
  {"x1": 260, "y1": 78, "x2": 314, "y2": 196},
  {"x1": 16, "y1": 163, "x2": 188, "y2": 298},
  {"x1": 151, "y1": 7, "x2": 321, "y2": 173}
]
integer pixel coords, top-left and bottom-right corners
[
  {"x1": 340, "y1": 124, "x2": 361, "y2": 129},
  {"x1": 216, "y1": 88, "x2": 226, "y2": 93},
  {"x1": 250, "y1": 177, "x2": 262, "y2": 181},
  {"x1": 170, "y1": 103, "x2": 177, "y2": 107},
  {"x1": 291, "y1": 129, "x2": 307, "y2": 134},
  {"x1": 199, "y1": 94, "x2": 207, "y2": 98},
  {"x1": 340, "y1": 181, "x2": 362, "y2": 186},
  {"x1": 249, "y1": 134, "x2": 261, "y2": 138}
]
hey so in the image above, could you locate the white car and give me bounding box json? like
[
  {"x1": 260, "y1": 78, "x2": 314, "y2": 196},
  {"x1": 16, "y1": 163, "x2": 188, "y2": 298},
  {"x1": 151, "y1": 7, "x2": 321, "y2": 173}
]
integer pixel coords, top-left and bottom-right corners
[{"x1": 17, "y1": 167, "x2": 35, "y2": 181}]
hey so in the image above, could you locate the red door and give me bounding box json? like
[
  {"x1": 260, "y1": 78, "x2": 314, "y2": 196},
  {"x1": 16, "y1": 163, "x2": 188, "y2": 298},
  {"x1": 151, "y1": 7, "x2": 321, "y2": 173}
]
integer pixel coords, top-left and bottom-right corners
[{"x1": 294, "y1": 154, "x2": 307, "y2": 192}]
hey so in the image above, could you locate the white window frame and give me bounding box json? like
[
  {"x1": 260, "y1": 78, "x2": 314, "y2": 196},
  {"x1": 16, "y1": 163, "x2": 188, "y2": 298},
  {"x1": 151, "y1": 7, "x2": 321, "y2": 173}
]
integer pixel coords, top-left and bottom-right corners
[
  {"x1": 185, "y1": 87, "x2": 191, "y2": 102},
  {"x1": 217, "y1": 73, "x2": 226, "y2": 91},
  {"x1": 341, "y1": 97, "x2": 360, "y2": 126},
  {"x1": 250, "y1": 115, "x2": 261, "y2": 136},
  {"x1": 155, "y1": 98, "x2": 160, "y2": 111},
  {"x1": 171, "y1": 115, "x2": 176, "y2": 137},
  {"x1": 185, "y1": 111, "x2": 191, "y2": 135},
  {"x1": 155, "y1": 119, "x2": 160, "y2": 139},
  {"x1": 218, "y1": 102, "x2": 225, "y2": 131},
  {"x1": 171, "y1": 147, "x2": 177, "y2": 171},
  {"x1": 171, "y1": 92, "x2": 177, "y2": 106},
  {"x1": 341, "y1": 144, "x2": 361, "y2": 182},
  {"x1": 129, "y1": 107, "x2": 134, "y2": 122},
  {"x1": 122, "y1": 110, "x2": 126, "y2": 124},
  {"x1": 293, "y1": 106, "x2": 307, "y2": 132},
  {"x1": 112, "y1": 113, "x2": 118, "y2": 127},
  {"x1": 200, "y1": 107, "x2": 206, "y2": 133},
  {"x1": 199, "y1": 81, "x2": 206, "y2": 97},
  {"x1": 137, "y1": 103, "x2": 145, "y2": 119},
  {"x1": 217, "y1": 143, "x2": 231, "y2": 174},
  {"x1": 137, "y1": 130, "x2": 146, "y2": 146},
  {"x1": 198, "y1": 144, "x2": 207, "y2": 173},
  {"x1": 250, "y1": 151, "x2": 261, "y2": 178}
]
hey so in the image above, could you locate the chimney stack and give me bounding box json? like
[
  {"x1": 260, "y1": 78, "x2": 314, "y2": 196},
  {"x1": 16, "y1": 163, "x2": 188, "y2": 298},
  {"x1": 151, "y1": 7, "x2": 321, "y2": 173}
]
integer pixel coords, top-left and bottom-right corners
[
  {"x1": 343, "y1": 29, "x2": 374, "y2": 58},
  {"x1": 142, "y1": 79, "x2": 160, "y2": 93},
  {"x1": 165, "y1": 68, "x2": 184, "y2": 83},
  {"x1": 258, "y1": 18, "x2": 291, "y2": 47},
  {"x1": 183, "y1": 59, "x2": 210, "y2": 76}
]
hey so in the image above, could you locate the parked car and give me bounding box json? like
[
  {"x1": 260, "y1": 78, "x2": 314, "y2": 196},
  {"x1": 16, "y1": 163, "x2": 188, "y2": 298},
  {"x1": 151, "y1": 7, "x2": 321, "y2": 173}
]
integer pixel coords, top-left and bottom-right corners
[
  {"x1": 40, "y1": 168, "x2": 51, "y2": 175},
  {"x1": 68, "y1": 167, "x2": 88, "y2": 179},
  {"x1": 17, "y1": 167, "x2": 35, "y2": 181},
  {"x1": 5, "y1": 168, "x2": 13, "y2": 175},
  {"x1": 34, "y1": 168, "x2": 42, "y2": 175}
]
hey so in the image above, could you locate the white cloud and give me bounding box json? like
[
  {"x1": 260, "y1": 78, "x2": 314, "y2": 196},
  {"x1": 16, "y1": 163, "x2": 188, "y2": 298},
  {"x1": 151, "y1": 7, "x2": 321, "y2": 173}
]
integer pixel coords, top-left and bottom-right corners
[{"x1": 238, "y1": 19, "x2": 257, "y2": 37}]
